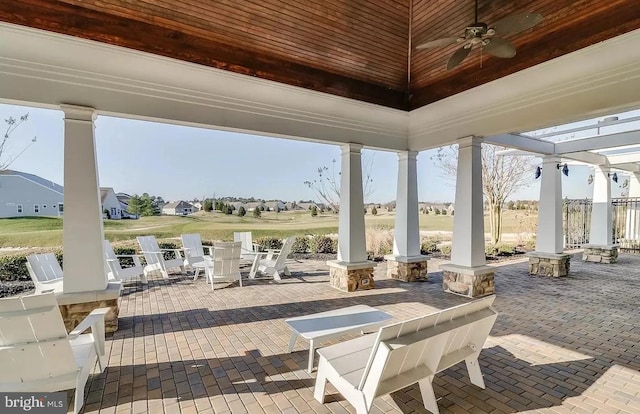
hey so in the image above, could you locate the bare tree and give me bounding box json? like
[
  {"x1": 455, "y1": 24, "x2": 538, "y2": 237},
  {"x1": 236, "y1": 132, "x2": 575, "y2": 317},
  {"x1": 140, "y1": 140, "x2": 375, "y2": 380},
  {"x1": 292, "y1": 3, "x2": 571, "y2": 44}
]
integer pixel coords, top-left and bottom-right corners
[
  {"x1": 433, "y1": 143, "x2": 535, "y2": 244},
  {"x1": 1, "y1": 113, "x2": 35, "y2": 171},
  {"x1": 304, "y1": 154, "x2": 375, "y2": 212}
]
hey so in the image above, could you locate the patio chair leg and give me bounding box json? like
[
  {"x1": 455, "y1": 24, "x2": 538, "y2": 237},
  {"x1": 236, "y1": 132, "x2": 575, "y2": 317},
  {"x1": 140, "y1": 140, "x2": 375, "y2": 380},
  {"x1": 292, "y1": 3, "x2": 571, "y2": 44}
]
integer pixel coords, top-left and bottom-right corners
[
  {"x1": 465, "y1": 356, "x2": 485, "y2": 389},
  {"x1": 418, "y1": 376, "x2": 440, "y2": 414},
  {"x1": 193, "y1": 267, "x2": 200, "y2": 281}
]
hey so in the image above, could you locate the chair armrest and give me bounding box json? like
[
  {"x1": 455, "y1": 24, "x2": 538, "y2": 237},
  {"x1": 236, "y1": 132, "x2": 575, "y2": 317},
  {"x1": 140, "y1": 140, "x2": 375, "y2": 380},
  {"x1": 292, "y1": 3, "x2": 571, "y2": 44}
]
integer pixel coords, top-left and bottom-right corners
[
  {"x1": 69, "y1": 307, "x2": 109, "y2": 372},
  {"x1": 161, "y1": 248, "x2": 183, "y2": 259}
]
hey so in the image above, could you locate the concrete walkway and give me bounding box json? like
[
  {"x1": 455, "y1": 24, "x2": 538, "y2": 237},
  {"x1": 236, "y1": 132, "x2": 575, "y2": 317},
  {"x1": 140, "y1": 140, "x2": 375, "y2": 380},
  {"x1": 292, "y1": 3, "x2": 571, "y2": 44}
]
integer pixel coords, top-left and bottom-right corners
[{"x1": 81, "y1": 254, "x2": 640, "y2": 413}]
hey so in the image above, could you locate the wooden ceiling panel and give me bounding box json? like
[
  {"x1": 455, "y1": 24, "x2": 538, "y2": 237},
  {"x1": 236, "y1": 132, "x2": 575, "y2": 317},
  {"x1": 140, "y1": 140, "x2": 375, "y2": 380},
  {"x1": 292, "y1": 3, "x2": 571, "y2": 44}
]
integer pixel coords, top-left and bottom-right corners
[{"x1": 1, "y1": 0, "x2": 639, "y2": 110}]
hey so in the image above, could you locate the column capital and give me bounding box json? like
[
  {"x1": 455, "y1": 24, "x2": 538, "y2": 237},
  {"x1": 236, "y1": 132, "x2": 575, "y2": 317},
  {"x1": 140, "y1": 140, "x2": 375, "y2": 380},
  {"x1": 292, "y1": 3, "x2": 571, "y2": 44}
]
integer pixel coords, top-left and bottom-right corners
[
  {"x1": 457, "y1": 136, "x2": 482, "y2": 149},
  {"x1": 341, "y1": 143, "x2": 363, "y2": 155},
  {"x1": 397, "y1": 151, "x2": 418, "y2": 161},
  {"x1": 594, "y1": 165, "x2": 611, "y2": 174},
  {"x1": 60, "y1": 104, "x2": 97, "y2": 121},
  {"x1": 541, "y1": 155, "x2": 563, "y2": 164}
]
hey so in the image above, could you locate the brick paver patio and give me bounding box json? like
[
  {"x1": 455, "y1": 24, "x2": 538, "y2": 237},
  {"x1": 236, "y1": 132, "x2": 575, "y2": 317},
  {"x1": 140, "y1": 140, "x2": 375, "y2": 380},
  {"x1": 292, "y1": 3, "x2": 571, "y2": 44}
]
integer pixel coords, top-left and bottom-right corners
[{"x1": 81, "y1": 253, "x2": 640, "y2": 414}]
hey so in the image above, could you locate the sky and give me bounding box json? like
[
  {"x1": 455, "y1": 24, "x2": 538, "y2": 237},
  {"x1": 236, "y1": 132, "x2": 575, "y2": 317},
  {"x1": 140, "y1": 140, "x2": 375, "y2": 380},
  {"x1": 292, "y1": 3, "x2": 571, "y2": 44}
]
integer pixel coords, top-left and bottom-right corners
[{"x1": 1, "y1": 102, "x2": 639, "y2": 203}]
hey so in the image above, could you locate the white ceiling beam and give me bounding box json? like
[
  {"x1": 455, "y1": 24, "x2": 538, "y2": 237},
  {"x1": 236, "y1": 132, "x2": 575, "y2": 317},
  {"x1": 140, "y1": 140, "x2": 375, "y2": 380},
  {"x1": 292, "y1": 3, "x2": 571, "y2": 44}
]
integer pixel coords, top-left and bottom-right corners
[
  {"x1": 560, "y1": 151, "x2": 608, "y2": 166},
  {"x1": 554, "y1": 130, "x2": 640, "y2": 154},
  {"x1": 607, "y1": 152, "x2": 640, "y2": 165},
  {"x1": 484, "y1": 133, "x2": 555, "y2": 154}
]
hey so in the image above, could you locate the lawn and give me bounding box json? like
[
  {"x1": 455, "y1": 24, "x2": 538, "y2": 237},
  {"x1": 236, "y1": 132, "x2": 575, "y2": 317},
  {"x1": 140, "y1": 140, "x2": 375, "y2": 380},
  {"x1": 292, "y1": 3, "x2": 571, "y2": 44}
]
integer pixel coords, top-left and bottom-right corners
[{"x1": 0, "y1": 209, "x2": 537, "y2": 248}]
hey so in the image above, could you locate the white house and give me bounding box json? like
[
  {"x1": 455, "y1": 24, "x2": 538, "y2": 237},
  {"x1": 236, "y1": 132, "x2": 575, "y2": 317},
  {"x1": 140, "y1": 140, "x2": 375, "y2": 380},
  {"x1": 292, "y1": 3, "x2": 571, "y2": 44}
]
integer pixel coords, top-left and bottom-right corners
[
  {"x1": 162, "y1": 200, "x2": 196, "y2": 215},
  {"x1": 100, "y1": 187, "x2": 123, "y2": 219},
  {"x1": 0, "y1": 169, "x2": 64, "y2": 218}
]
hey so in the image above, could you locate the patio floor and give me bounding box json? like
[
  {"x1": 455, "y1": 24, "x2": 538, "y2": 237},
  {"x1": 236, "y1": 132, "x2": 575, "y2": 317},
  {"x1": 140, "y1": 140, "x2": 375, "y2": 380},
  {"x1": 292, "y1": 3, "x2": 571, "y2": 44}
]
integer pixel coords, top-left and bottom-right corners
[{"x1": 81, "y1": 254, "x2": 640, "y2": 414}]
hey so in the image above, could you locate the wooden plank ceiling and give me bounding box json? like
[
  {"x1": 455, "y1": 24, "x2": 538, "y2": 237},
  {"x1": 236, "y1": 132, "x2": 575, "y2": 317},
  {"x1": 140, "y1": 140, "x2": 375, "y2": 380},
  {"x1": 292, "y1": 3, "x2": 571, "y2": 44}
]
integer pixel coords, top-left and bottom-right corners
[{"x1": 2, "y1": 0, "x2": 640, "y2": 111}]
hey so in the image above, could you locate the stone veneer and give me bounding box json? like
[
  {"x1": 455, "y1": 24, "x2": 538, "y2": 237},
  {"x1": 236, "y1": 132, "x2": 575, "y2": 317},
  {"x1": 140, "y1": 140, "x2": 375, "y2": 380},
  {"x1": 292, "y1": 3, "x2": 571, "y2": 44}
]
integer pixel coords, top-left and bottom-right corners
[
  {"x1": 59, "y1": 298, "x2": 119, "y2": 333},
  {"x1": 384, "y1": 255, "x2": 428, "y2": 282},
  {"x1": 583, "y1": 245, "x2": 619, "y2": 264},
  {"x1": 327, "y1": 261, "x2": 375, "y2": 292},
  {"x1": 440, "y1": 265, "x2": 495, "y2": 298},
  {"x1": 527, "y1": 252, "x2": 571, "y2": 277}
]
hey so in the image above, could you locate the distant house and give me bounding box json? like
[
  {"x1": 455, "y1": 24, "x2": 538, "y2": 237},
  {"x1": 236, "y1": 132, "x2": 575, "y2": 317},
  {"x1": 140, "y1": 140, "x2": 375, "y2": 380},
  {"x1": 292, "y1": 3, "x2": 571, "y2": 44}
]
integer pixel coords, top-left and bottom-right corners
[
  {"x1": 162, "y1": 201, "x2": 196, "y2": 215},
  {"x1": 285, "y1": 202, "x2": 303, "y2": 211},
  {"x1": 193, "y1": 201, "x2": 203, "y2": 211},
  {"x1": 229, "y1": 201, "x2": 245, "y2": 211},
  {"x1": 100, "y1": 187, "x2": 123, "y2": 219},
  {"x1": 0, "y1": 169, "x2": 64, "y2": 218},
  {"x1": 245, "y1": 201, "x2": 265, "y2": 212},
  {"x1": 297, "y1": 202, "x2": 319, "y2": 211},
  {"x1": 264, "y1": 200, "x2": 286, "y2": 211}
]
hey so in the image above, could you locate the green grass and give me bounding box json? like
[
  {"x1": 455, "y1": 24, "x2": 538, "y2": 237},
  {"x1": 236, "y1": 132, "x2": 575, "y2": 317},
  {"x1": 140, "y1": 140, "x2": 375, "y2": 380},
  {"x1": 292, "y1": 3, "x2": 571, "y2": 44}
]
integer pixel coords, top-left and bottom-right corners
[{"x1": 0, "y1": 209, "x2": 538, "y2": 248}]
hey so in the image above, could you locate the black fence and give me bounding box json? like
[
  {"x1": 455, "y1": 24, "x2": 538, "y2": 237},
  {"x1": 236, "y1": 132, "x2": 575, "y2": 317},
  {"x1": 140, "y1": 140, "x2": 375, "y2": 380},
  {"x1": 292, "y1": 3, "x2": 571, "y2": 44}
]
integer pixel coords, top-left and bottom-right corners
[{"x1": 563, "y1": 197, "x2": 640, "y2": 253}]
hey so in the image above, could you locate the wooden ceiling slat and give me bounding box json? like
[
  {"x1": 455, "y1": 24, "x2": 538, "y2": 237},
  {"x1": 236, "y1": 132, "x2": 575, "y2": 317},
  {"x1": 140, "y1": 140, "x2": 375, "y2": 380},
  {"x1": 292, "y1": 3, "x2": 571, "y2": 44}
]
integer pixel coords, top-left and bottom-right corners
[
  {"x1": 63, "y1": 0, "x2": 408, "y2": 86},
  {"x1": 3, "y1": 0, "x2": 639, "y2": 110}
]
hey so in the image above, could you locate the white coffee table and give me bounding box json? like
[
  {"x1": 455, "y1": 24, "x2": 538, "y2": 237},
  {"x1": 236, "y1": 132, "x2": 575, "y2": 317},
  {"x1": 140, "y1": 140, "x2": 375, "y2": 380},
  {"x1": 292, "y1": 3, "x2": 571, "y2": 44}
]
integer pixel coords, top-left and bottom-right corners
[{"x1": 284, "y1": 304, "x2": 393, "y2": 373}]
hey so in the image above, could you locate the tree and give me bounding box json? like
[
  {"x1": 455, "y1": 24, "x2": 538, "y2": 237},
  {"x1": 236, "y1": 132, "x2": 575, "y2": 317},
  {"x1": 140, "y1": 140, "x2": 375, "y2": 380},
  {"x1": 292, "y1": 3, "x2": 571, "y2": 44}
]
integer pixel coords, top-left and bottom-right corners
[
  {"x1": 1, "y1": 113, "x2": 36, "y2": 171},
  {"x1": 252, "y1": 208, "x2": 261, "y2": 218},
  {"x1": 304, "y1": 154, "x2": 376, "y2": 212},
  {"x1": 507, "y1": 200, "x2": 515, "y2": 210},
  {"x1": 433, "y1": 143, "x2": 535, "y2": 244},
  {"x1": 238, "y1": 206, "x2": 246, "y2": 217},
  {"x1": 127, "y1": 195, "x2": 142, "y2": 217},
  {"x1": 139, "y1": 193, "x2": 155, "y2": 216},
  {"x1": 203, "y1": 199, "x2": 213, "y2": 212},
  {"x1": 371, "y1": 206, "x2": 378, "y2": 215},
  {"x1": 311, "y1": 206, "x2": 318, "y2": 216}
]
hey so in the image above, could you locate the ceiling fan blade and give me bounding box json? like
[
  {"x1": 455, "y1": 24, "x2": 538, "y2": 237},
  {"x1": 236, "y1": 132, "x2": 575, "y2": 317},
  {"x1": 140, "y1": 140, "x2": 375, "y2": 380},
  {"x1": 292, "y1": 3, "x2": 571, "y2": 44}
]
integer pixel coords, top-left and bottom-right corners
[
  {"x1": 491, "y1": 13, "x2": 543, "y2": 35},
  {"x1": 415, "y1": 37, "x2": 460, "y2": 49},
  {"x1": 484, "y1": 38, "x2": 516, "y2": 58},
  {"x1": 447, "y1": 47, "x2": 471, "y2": 70}
]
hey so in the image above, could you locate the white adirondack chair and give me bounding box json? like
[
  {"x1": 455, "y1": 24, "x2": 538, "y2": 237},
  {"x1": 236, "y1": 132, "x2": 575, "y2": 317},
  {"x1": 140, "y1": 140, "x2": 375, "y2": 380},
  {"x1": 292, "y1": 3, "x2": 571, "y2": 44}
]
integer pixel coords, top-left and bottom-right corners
[
  {"x1": 25, "y1": 253, "x2": 64, "y2": 294},
  {"x1": 249, "y1": 237, "x2": 295, "y2": 280},
  {"x1": 136, "y1": 236, "x2": 185, "y2": 279},
  {"x1": 0, "y1": 292, "x2": 109, "y2": 414},
  {"x1": 234, "y1": 231, "x2": 259, "y2": 260},
  {"x1": 205, "y1": 241, "x2": 243, "y2": 289},
  {"x1": 314, "y1": 296, "x2": 498, "y2": 414},
  {"x1": 103, "y1": 240, "x2": 147, "y2": 284},
  {"x1": 180, "y1": 233, "x2": 216, "y2": 278}
]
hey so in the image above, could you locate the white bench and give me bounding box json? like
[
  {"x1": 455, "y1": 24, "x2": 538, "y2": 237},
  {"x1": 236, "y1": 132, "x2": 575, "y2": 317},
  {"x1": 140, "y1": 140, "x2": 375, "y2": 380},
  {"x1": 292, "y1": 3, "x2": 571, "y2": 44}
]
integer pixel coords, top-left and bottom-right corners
[{"x1": 313, "y1": 296, "x2": 498, "y2": 414}]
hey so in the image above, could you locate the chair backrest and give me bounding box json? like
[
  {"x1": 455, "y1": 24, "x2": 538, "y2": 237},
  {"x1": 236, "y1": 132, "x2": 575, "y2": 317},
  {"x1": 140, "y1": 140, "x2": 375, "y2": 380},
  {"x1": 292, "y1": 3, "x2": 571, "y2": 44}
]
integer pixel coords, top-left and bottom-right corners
[
  {"x1": 103, "y1": 240, "x2": 123, "y2": 276},
  {"x1": 359, "y1": 296, "x2": 498, "y2": 397},
  {"x1": 181, "y1": 233, "x2": 205, "y2": 259},
  {"x1": 273, "y1": 237, "x2": 295, "y2": 268},
  {"x1": 26, "y1": 253, "x2": 63, "y2": 283},
  {"x1": 0, "y1": 293, "x2": 77, "y2": 386},
  {"x1": 211, "y1": 242, "x2": 242, "y2": 277},
  {"x1": 233, "y1": 232, "x2": 254, "y2": 259},
  {"x1": 137, "y1": 236, "x2": 162, "y2": 265}
]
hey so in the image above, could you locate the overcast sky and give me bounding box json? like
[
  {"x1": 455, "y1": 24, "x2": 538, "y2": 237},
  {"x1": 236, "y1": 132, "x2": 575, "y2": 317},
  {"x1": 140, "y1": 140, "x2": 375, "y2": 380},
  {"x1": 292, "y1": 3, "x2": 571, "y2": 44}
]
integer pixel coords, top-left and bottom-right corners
[{"x1": 1, "y1": 103, "x2": 637, "y2": 203}]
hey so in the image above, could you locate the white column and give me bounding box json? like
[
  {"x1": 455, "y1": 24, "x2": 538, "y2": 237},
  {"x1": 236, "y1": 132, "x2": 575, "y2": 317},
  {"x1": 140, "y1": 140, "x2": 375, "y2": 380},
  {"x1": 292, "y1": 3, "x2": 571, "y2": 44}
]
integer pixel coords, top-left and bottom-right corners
[
  {"x1": 535, "y1": 156, "x2": 564, "y2": 254},
  {"x1": 450, "y1": 137, "x2": 486, "y2": 268},
  {"x1": 336, "y1": 143, "x2": 367, "y2": 263},
  {"x1": 392, "y1": 151, "x2": 421, "y2": 258},
  {"x1": 589, "y1": 166, "x2": 612, "y2": 246},
  {"x1": 61, "y1": 105, "x2": 107, "y2": 293},
  {"x1": 625, "y1": 173, "x2": 640, "y2": 240}
]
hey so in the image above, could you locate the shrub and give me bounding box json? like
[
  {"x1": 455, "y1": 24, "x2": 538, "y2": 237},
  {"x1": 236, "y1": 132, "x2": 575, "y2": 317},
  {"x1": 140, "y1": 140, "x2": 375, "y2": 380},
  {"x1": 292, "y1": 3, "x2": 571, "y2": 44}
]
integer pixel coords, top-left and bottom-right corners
[
  {"x1": 497, "y1": 243, "x2": 516, "y2": 255},
  {"x1": 331, "y1": 238, "x2": 339, "y2": 253},
  {"x1": 310, "y1": 235, "x2": 335, "y2": 253},
  {"x1": 237, "y1": 206, "x2": 246, "y2": 217},
  {"x1": 253, "y1": 208, "x2": 261, "y2": 218},
  {"x1": 158, "y1": 241, "x2": 180, "y2": 261},
  {"x1": 113, "y1": 246, "x2": 138, "y2": 268},
  {"x1": 365, "y1": 227, "x2": 393, "y2": 258},
  {"x1": 254, "y1": 237, "x2": 283, "y2": 252},
  {"x1": 420, "y1": 238, "x2": 438, "y2": 254},
  {"x1": 371, "y1": 206, "x2": 378, "y2": 215},
  {"x1": 439, "y1": 245, "x2": 452, "y2": 256},
  {"x1": 434, "y1": 208, "x2": 441, "y2": 215},
  {"x1": 0, "y1": 251, "x2": 63, "y2": 282},
  {"x1": 291, "y1": 236, "x2": 310, "y2": 253},
  {"x1": 311, "y1": 206, "x2": 318, "y2": 217}
]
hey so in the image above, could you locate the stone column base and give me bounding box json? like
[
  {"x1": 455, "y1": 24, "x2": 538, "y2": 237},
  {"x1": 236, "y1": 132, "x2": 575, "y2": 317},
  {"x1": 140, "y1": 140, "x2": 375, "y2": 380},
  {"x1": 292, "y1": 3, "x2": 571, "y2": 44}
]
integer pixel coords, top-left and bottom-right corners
[
  {"x1": 384, "y1": 255, "x2": 428, "y2": 282},
  {"x1": 56, "y1": 282, "x2": 121, "y2": 333},
  {"x1": 582, "y1": 244, "x2": 619, "y2": 263},
  {"x1": 439, "y1": 264, "x2": 495, "y2": 298},
  {"x1": 527, "y1": 252, "x2": 571, "y2": 277},
  {"x1": 327, "y1": 260, "x2": 376, "y2": 292}
]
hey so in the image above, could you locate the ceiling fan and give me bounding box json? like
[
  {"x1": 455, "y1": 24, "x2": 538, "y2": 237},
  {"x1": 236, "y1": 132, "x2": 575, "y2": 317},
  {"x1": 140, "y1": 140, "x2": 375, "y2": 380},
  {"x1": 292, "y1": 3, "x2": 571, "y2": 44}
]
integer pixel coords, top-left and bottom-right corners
[{"x1": 415, "y1": 0, "x2": 543, "y2": 70}]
